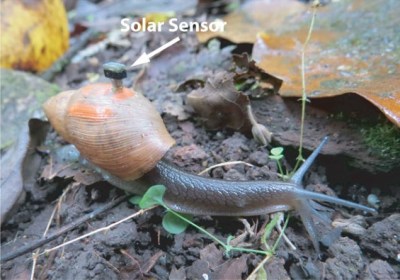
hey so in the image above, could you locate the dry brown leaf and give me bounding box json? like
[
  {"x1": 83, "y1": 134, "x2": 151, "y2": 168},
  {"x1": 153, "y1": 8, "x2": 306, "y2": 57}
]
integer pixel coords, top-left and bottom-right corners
[
  {"x1": 186, "y1": 53, "x2": 284, "y2": 145},
  {"x1": 187, "y1": 71, "x2": 273, "y2": 144},
  {"x1": 40, "y1": 144, "x2": 103, "y2": 186},
  {"x1": 187, "y1": 72, "x2": 251, "y2": 131}
]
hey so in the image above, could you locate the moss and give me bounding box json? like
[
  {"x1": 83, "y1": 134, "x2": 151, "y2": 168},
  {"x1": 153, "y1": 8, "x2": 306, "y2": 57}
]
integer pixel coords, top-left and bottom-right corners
[
  {"x1": 360, "y1": 121, "x2": 400, "y2": 161},
  {"x1": 329, "y1": 109, "x2": 400, "y2": 169}
]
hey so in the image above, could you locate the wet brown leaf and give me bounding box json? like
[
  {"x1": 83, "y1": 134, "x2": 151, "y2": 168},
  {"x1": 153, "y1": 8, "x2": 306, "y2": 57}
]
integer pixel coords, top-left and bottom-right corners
[
  {"x1": 197, "y1": 0, "x2": 306, "y2": 44},
  {"x1": 199, "y1": 0, "x2": 400, "y2": 127}
]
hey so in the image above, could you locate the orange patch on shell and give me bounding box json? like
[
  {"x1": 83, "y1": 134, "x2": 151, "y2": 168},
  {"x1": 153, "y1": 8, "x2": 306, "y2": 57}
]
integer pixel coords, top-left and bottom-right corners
[
  {"x1": 112, "y1": 87, "x2": 135, "y2": 100},
  {"x1": 68, "y1": 103, "x2": 113, "y2": 120}
]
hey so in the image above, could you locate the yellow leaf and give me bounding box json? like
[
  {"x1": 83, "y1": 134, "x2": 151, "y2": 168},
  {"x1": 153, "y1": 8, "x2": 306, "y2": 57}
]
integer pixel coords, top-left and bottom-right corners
[{"x1": 0, "y1": 0, "x2": 69, "y2": 72}]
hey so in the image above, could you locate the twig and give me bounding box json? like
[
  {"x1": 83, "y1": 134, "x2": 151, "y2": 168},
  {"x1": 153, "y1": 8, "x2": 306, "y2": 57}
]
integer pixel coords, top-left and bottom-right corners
[
  {"x1": 198, "y1": 161, "x2": 254, "y2": 176},
  {"x1": 93, "y1": 249, "x2": 121, "y2": 274},
  {"x1": 30, "y1": 202, "x2": 58, "y2": 280},
  {"x1": 275, "y1": 212, "x2": 296, "y2": 250},
  {"x1": 39, "y1": 207, "x2": 155, "y2": 256},
  {"x1": 246, "y1": 254, "x2": 272, "y2": 280},
  {"x1": 30, "y1": 184, "x2": 76, "y2": 279},
  {"x1": 0, "y1": 195, "x2": 127, "y2": 263},
  {"x1": 246, "y1": 213, "x2": 292, "y2": 279},
  {"x1": 39, "y1": 29, "x2": 98, "y2": 81}
]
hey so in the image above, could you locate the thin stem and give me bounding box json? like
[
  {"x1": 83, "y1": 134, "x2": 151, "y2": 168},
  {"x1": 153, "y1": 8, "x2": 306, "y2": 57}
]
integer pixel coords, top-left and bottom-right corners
[
  {"x1": 30, "y1": 205, "x2": 59, "y2": 280},
  {"x1": 246, "y1": 254, "x2": 272, "y2": 280},
  {"x1": 297, "y1": 5, "x2": 318, "y2": 168},
  {"x1": 198, "y1": 161, "x2": 254, "y2": 176},
  {"x1": 276, "y1": 160, "x2": 285, "y2": 177},
  {"x1": 230, "y1": 247, "x2": 270, "y2": 256},
  {"x1": 246, "y1": 105, "x2": 258, "y2": 126},
  {"x1": 39, "y1": 207, "x2": 154, "y2": 256},
  {"x1": 167, "y1": 208, "x2": 270, "y2": 256},
  {"x1": 276, "y1": 213, "x2": 296, "y2": 250},
  {"x1": 261, "y1": 213, "x2": 281, "y2": 248},
  {"x1": 246, "y1": 215, "x2": 292, "y2": 279},
  {"x1": 272, "y1": 214, "x2": 290, "y2": 252},
  {"x1": 166, "y1": 208, "x2": 227, "y2": 248}
]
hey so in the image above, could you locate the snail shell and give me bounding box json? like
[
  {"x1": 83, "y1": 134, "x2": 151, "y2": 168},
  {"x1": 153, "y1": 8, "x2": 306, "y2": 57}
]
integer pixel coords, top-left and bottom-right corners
[{"x1": 43, "y1": 83, "x2": 175, "y2": 180}]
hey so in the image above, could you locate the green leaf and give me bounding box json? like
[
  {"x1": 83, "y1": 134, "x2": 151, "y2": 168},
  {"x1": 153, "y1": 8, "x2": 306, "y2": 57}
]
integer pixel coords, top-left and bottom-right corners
[
  {"x1": 162, "y1": 211, "x2": 191, "y2": 234},
  {"x1": 139, "y1": 185, "x2": 166, "y2": 209},
  {"x1": 261, "y1": 214, "x2": 280, "y2": 247},
  {"x1": 270, "y1": 147, "x2": 284, "y2": 156},
  {"x1": 128, "y1": 195, "x2": 142, "y2": 205},
  {"x1": 269, "y1": 154, "x2": 283, "y2": 161}
]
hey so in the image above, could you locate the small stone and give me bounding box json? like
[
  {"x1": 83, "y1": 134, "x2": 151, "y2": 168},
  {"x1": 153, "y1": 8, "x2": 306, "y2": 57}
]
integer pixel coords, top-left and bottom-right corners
[
  {"x1": 223, "y1": 168, "x2": 246, "y2": 181},
  {"x1": 366, "y1": 260, "x2": 397, "y2": 280},
  {"x1": 249, "y1": 151, "x2": 269, "y2": 166},
  {"x1": 360, "y1": 214, "x2": 400, "y2": 261}
]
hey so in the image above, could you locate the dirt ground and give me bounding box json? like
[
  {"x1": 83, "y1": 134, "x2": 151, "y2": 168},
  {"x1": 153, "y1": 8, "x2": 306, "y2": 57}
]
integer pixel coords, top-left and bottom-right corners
[{"x1": 1, "y1": 11, "x2": 400, "y2": 280}]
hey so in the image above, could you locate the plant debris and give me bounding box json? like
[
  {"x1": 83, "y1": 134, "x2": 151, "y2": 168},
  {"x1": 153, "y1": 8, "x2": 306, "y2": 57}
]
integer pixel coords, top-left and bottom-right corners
[{"x1": 186, "y1": 54, "x2": 282, "y2": 145}]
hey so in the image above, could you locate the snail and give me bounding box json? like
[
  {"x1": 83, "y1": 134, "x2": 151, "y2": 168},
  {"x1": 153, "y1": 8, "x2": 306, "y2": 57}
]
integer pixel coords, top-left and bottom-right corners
[{"x1": 43, "y1": 62, "x2": 376, "y2": 253}]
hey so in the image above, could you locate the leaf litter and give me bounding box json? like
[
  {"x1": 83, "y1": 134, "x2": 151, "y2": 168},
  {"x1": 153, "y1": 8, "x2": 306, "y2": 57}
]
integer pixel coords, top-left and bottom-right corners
[
  {"x1": 2, "y1": 1, "x2": 400, "y2": 279},
  {"x1": 199, "y1": 0, "x2": 400, "y2": 127}
]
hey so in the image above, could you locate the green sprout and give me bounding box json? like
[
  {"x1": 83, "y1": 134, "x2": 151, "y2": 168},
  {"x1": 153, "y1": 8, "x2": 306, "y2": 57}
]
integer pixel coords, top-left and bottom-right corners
[{"x1": 269, "y1": 147, "x2": 290, "y2": 180}]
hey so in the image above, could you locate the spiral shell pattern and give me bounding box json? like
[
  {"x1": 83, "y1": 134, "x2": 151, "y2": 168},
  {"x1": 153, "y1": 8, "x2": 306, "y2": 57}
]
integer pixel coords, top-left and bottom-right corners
[{"x1": 43, "y1": 83, "x2": 175, "y2": 180}]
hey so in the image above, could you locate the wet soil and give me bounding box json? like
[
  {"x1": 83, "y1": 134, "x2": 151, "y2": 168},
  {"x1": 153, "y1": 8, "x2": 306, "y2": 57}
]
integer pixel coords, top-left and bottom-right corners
[{"x1": 1, "y1": 29, "x2": 399, "y2": 280}]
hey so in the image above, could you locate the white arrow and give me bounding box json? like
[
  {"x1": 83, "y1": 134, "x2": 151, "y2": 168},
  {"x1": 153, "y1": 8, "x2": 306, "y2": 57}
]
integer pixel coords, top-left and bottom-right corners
[{"x1": 130, "y1": 36, "x2": 181, "y2": 67}]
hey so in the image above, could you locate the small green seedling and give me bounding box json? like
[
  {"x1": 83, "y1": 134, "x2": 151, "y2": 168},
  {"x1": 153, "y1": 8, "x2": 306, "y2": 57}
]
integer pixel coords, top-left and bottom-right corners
[
  {"x1": 269, "y1": 147, "x2": 290, "y2": 180},
  {"x1": 136, "y1": 185, "x2": 191, "y2": 234},
  {"x1": 128, "y1": 195, "x2": 142, "y2": 205},
  {"x1": 261, "y1": 213, "x2": 281, "y2": 251},
  {"x1": 138, "y1": 184, "x2": 166, "y2": 208}
]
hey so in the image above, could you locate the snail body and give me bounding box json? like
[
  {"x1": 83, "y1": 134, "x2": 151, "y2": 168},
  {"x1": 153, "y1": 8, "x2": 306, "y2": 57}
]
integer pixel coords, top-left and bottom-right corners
[{"x1": 43, "y1": 62, "x2": 376, "y2": 253}]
